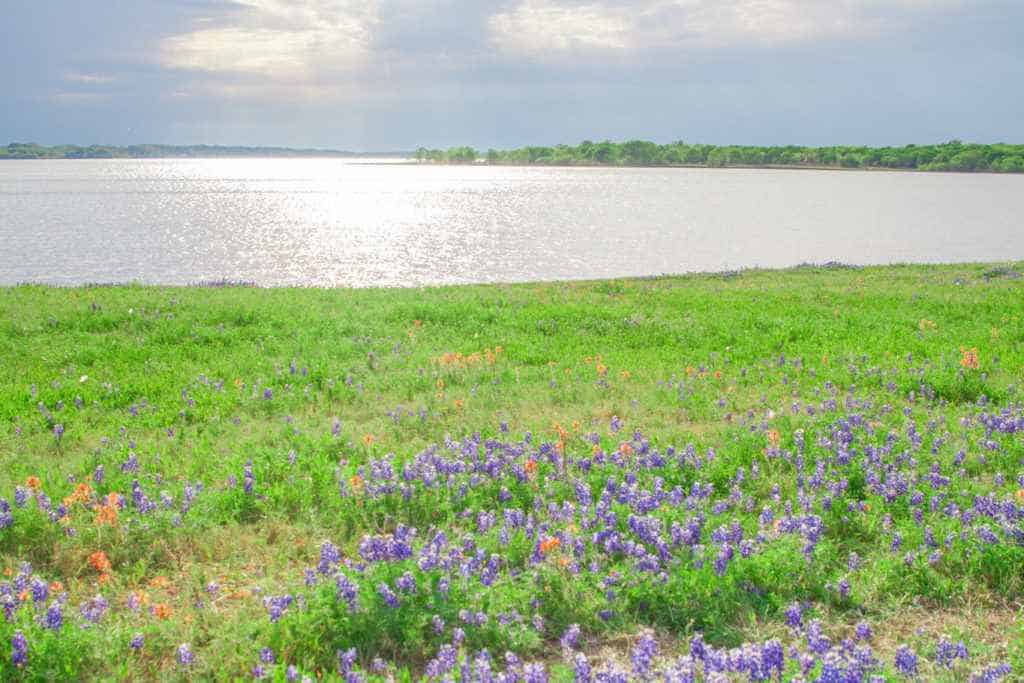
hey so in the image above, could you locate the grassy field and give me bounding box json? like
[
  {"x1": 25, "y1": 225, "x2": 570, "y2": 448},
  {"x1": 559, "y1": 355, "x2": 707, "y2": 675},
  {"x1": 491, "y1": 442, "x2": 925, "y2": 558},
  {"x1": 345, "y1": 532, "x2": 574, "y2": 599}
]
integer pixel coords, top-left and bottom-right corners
[{"x1": 1, "y1": 262, "x2": 1023, "y2": 681}]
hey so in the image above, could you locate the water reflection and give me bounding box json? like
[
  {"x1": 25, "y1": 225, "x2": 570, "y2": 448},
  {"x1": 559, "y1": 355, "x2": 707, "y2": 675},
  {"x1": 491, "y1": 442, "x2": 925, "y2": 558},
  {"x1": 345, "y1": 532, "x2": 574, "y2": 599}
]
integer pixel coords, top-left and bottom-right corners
[{"x1": 1, "y1": 159, "x2": 1022, "y2": 286}]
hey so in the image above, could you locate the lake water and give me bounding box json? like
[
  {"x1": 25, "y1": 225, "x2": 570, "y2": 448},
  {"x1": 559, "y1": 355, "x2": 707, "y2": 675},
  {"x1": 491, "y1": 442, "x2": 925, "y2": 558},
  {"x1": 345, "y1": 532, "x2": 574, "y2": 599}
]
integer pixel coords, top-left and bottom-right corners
[{"x1": 1, "y1": 159, "x2": 1022, "y2": 287}]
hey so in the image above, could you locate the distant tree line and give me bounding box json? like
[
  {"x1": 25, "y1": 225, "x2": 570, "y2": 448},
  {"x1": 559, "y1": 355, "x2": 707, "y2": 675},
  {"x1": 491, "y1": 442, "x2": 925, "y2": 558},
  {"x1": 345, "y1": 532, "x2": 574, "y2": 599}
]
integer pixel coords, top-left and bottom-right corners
[
  {"x1": 414, "y1": 140, "x2": 1024, "y2": 172},
  {"x1": 0, "y1": 143, "x2": 407, "y2": 160}
]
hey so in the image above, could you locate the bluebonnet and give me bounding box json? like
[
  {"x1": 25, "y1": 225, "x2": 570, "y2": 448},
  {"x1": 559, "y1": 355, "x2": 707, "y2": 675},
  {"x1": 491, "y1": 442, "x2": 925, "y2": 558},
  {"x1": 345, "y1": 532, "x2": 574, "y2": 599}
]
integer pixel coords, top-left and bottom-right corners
[
  {"x1": 11, "y1": 631, "x2": 27, "y2": 667},
  {"x1": 895, "y1": 645, "x2": 918, "y2": 677},
  {"x1": 178, "y1": 643, "x2": 195, "y2": 667}
]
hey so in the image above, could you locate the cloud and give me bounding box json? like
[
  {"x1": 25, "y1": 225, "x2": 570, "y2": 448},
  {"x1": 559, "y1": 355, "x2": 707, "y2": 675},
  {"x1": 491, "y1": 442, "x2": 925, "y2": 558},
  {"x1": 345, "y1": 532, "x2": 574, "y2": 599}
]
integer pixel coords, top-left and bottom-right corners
[
  {"x1": 488, "y1": 0, "x2": 965, "y2": 60},
  {"x1": 160, "y1": 0, "x2": 379, "y2": 82},
  {"x1": 488, "y1": 1, "x2": 633, "y2": 57},
  {"x1": 64, "y1": 72, "x2": 116, "y2": 85}
]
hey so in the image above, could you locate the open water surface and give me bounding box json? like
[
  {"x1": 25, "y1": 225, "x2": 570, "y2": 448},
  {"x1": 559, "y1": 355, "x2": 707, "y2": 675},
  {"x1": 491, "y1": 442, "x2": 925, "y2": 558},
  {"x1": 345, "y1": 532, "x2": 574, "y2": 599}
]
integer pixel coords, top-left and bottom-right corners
[{"x1": 1, "y1": 159, "x2": 1022, "y2": 286}]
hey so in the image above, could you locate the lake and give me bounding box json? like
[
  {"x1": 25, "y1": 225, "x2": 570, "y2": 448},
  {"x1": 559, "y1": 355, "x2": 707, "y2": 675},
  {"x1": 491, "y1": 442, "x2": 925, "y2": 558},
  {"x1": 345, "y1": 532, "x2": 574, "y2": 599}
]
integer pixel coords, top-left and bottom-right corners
[{"x1": 1, "y1": 159, "x2": 1022, "y2": 287}]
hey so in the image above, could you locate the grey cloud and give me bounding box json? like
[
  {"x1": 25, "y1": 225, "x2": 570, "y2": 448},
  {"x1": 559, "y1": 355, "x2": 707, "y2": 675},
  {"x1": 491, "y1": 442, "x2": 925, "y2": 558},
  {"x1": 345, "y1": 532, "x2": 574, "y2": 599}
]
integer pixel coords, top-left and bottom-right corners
[{"x1": 0, "y1": 0, "x2": 1021, "y2": 149}]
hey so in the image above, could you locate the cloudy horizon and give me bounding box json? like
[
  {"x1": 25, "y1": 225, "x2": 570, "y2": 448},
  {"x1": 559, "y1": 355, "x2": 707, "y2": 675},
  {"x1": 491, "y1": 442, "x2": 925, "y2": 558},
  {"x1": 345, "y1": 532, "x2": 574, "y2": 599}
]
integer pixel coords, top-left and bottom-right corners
[{"x1": 4, "y1": 0, "x2": 1023, "y2": 151}]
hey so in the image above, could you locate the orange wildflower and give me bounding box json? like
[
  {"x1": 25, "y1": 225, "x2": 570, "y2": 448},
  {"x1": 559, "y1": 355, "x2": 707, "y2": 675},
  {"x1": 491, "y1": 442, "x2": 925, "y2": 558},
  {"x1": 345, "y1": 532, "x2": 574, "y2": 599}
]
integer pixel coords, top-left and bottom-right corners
[
  {"x1": 26, "y1": 476, "x2": 42, "y2": 491},
  {"x1": 98, "y1": 573, "x2": 112, "y2": 585},
  {"x1": 453, "y1": 398, "x2": 464, "y2": 410},
  {"x1": 539, "y1": 537, "x2": 561, "y2": 555},
  {"x1": 152, "y1": 603, "x2": 173, "y2": 620},
  {"x1": 350, "y1": 474, "x2": 364, "y2": 492},
  {"x1": 1015, "y1": 489, "x2": 1024, "y2": 502},
  {"x1": 148, "y1": 576, "x2": 170, "y2": 590},
  {"x1": 49, "y1": 581, "x2": 63, "y2": 592},
  {"x1": 64, "y1": 482, "x2": 93, "y2": 507},
  {"x1": 95, "y1": 503, "x2": 118, "y2": 526},
  {"x1": 767, "y1": 430, "x2": 781, "y2": 448},
  {"x1": 619, "y1": 442, "x2": 634, "y2": 456},
  {"x1": 362, "y1": 433, "x2": 375, "y2": 447},
  {"x1": 960, "y1": 346, "x2": 980, "y2": 370},
  {"x1": 88, "y1": 551, "x2": 111, "y2": 573},
  {"x1": 18, "y1": 590, "x2": 29, "y2": 602},
  {"x1": 524, "y1": 459, "x2": 538, "y2": 476},
  {"x1": 620, "y1": 370, "x2": 631, "y2": 379}
]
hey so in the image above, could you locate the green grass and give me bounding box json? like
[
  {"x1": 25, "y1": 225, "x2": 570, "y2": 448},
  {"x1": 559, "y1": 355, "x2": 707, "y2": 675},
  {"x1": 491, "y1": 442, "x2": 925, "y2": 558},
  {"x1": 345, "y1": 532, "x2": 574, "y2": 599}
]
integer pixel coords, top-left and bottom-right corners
[{"x1": 1, "y1": 262, "x2": 1022, "y2": 681}]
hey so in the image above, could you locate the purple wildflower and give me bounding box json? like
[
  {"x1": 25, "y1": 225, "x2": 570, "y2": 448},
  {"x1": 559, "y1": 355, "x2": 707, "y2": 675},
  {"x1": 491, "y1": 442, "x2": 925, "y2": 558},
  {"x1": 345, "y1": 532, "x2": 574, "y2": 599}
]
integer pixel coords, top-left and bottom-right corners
[
  {"x1": 560, "y1": 623, "x2": 581, "y2": 650},
  {"x1": 318, "y1": 541, "x2": 341, "y2": 574},
  {"x1": 178, "y1": 643, "x2": 195, "y2": 667},
  {"x1": 396, "y1": 571, "x2": 417, "y2": 594},
  {"x1": 378, "y1": 582, "x2": 399, "y2": 608},
  {"x1": 969, "y1": 663, "x2": 1012, "y2": 682},
  {"x1": 243, "y1": 460, "x2": 255, "y2": 494},
  {"x1": 336, "y1": 573, "x2": 358, "y2": 611},
  {"x1": 631, "y1": 632, "x2": 658, "y2": 678},
  {"x1": 264, "y1": 594, "x2": 293, "y2": 622},
  {"x1": 130, "y1": 634, "x2": 144, "y2": 650},
  {"x1": 785, "y1": 602, "x2": 803, "y2": 629},
  {"x1": 895, "y1": 645, "x2": 918, "y2": 677},
  {"x1": 524, "y1": 663, "x2": 548, "y2": 683},
  {"x1": 30, "y1": 578, "x2": 48, "y2": 604},
  {"x1": 573, "y1": 653, "x2": 592, "y2": 683},
  {"x1": 11, "y1": 631, "x2": 27, "y2": 668},
  {"x1": 43, "y1": 603, "x2": 63, "y2": 630},
  {"x1": 935, "y1": 638, "x2": 968, "y2": 668},
  {"x1": 80, "y1": 594, "x2": 109, "y2": 624},
  {"x1": 0, "y1": 499, "x2": 11, "y2": 529},
  {"x1": 338, "y1": 647, "x2": 357, "y2": 675}
]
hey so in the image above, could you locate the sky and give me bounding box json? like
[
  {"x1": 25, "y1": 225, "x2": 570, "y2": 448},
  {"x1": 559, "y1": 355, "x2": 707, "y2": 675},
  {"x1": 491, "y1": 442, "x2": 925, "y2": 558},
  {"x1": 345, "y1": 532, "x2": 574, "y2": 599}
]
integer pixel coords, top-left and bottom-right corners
[{"x1": 3, "y1": 0, "x2": 1023, "y2": 151}]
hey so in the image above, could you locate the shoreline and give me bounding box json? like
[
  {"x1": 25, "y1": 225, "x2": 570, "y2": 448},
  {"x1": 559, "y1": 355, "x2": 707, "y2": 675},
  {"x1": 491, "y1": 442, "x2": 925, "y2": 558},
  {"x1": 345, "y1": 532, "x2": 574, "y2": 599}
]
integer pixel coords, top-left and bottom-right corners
[
  {"x1": 3, "y1": 156, "x2": 1022, "y2": 174},
  {"x1": 3, "y1": 260, "x2": 1022, "y2": 291}
]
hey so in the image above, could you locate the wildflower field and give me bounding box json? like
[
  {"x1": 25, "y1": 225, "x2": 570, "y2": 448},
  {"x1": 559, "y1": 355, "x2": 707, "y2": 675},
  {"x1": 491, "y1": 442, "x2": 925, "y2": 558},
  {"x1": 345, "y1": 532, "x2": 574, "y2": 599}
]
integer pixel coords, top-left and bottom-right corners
[{"x1": 1, "y1": 262, "x2": 1023, "y2": 682}]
